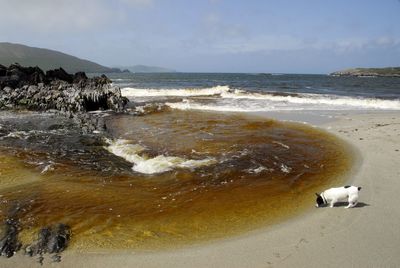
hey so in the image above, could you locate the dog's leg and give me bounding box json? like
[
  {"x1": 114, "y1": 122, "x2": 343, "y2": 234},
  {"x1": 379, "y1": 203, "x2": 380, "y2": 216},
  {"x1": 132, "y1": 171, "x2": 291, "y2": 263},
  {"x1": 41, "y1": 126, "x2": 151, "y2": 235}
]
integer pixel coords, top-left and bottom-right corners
[
  {"x1": 345, "y1": 202, "x2": 358, "y2": 208},
  {"x1": 329, "y1": 200, "x2": 336, "y2": 208},
  {"x1": 345, "y1": 196, "x2": 358, "y2": 208}
]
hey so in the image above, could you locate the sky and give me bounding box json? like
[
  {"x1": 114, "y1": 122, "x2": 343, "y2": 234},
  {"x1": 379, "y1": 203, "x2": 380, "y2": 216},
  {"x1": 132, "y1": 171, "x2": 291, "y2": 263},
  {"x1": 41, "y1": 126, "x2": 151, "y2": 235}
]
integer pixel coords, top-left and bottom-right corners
[{"x1": 0, "y1": 0, "x2": 399, "y2": 73}]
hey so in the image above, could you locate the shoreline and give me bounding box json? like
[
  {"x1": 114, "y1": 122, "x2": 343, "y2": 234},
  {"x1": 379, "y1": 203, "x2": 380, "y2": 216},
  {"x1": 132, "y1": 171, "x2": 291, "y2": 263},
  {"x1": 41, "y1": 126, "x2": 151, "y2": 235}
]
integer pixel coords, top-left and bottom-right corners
[{"x1": 2, "y1": 110, "x2": 400, "y2": 267}]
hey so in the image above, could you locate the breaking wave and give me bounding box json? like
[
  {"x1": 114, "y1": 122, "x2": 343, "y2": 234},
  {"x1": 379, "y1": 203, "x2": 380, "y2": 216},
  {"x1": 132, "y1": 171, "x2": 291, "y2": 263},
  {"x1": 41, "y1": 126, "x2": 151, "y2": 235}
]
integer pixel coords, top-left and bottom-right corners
[
  {"x1": 220, "y1": 90, "x2": 400, "y2": 110},
  {"x1": 121, "y1": 85, "x2": 400, "y2": 111},
  {"x1": 121, "y1": 85, "x2": 231, "y2": 97},
  {"x1": 105, "y1": 139, "x2": 216, "y2": 174}
]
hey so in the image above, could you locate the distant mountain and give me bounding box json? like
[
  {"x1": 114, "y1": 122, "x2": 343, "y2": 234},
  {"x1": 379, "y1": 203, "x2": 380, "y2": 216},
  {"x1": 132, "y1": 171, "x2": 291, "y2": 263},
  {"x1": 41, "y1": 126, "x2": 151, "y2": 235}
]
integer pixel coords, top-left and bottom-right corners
[
  {"x1": 118, "y1": 65, "x2": 176, "y2": 73},
  {"x1": 330, "y1": 67, "x2": 400, "y2": 77},
  {"x1": 0, "y1": 42, "x2": 125, "y2": 74}
]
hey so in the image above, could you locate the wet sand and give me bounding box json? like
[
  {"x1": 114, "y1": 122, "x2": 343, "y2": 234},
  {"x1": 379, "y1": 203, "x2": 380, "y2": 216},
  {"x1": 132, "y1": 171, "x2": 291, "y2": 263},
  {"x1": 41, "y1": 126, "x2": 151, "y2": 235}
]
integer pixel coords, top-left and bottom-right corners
[{"x1": 3, "y1": 111, "x2": 400, "y2": 267}]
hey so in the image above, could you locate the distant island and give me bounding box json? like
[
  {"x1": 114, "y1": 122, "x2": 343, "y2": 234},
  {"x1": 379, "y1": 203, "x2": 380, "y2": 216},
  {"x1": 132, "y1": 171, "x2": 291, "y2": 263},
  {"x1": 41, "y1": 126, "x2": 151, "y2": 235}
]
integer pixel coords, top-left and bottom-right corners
[
  {"x1": 116, "y1": 65, "x2": 176, "y2": 73},
  {"x1": 330, "y1": 67, "x2": 400, "y2": 77},
  {"x1": 0, "y1": 42, "x2": 127, "y2": 74}
]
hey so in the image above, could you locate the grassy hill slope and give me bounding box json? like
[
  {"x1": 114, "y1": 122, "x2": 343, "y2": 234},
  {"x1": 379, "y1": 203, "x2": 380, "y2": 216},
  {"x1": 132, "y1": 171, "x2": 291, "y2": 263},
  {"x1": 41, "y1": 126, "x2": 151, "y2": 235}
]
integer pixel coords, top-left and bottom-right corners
[{"x1": 0, "y1": 42, "x2": 122, "y2": 73}]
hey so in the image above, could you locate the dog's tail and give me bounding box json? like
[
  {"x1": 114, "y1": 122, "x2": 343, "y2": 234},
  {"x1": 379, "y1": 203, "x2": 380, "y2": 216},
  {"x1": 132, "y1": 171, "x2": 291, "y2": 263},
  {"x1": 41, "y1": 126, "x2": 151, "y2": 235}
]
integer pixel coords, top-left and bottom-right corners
[{"x1": 358, "y1": 187, "x2": 362, "y2": 191}]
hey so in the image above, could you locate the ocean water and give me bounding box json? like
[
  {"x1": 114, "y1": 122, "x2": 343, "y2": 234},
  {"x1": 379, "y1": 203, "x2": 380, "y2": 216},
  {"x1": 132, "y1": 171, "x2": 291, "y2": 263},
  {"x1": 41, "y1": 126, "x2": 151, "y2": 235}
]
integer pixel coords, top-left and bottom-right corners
[
  {"x1": 109, "y1": 73, "x2": 400, "y2": 112},
  {"x1": 2, "y1": 73, "x2": 397, "y2": 251}
]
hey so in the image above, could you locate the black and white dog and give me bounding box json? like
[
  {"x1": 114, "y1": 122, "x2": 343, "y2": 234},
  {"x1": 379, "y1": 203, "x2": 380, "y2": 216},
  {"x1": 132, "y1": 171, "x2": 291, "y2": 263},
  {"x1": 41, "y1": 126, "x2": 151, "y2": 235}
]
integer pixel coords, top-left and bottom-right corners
[{"x1": 315, "y1": 186, "x2": 362, "y2": 208}]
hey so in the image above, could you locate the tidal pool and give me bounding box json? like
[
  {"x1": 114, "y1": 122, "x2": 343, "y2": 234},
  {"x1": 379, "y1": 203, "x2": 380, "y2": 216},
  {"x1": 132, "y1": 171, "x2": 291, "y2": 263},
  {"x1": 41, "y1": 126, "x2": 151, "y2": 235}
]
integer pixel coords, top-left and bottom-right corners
[{"x1": 0, "y1": 110, "x2": 353, "y2": 250}]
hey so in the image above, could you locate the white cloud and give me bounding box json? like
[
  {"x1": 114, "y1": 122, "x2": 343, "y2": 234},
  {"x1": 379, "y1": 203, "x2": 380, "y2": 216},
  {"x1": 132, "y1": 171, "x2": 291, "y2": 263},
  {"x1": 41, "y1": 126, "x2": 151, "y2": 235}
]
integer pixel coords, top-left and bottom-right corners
[
  {"x1": 0, "y1": 0, "x2": 154, "y2": 34},
  {"x1": 374, "y1": 36, "x2": 400, "y2": 47},
  {"x1": 120, "y1": 0, "x2": 154, "y2": 7},
  {"x1": 212, "y1": 35, "x2": 306, "y2": 53},
  {"x1": 326, "y1": 36, "x2": 400, "y2": 54},
  {"x1": 199, "y1": 12, "x2": 249, "y2": 44},
  {"x1": 0, "y1": 1, "x2": 105, "y2": 33},
  {"x1": 204, "y1": 13, "x2": 220, "y2": 25},
  {"x1": 190, "y1": 30, "x2": 400, "y2": 55},
  {"x1": 194, "y1": 9, "x2": 400, "y2": 56}
]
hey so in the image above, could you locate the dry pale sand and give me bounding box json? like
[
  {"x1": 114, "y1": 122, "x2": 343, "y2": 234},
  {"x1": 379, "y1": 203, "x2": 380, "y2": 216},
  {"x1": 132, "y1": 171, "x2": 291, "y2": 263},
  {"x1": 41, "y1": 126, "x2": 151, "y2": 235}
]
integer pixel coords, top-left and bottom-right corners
[{"x1": 2, "y1": 111, "x2": 400, "y2": 268}]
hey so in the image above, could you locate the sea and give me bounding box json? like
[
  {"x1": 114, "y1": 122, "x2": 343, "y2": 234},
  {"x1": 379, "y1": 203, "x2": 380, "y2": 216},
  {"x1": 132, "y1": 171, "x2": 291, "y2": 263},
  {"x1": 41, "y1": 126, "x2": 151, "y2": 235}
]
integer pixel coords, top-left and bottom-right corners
[
  {"x1": 0, "y1": 73, "x2": 398, "y2": 251},
  {"x1": 109, "y1": 72, "x2": 400, "y2": 112}
]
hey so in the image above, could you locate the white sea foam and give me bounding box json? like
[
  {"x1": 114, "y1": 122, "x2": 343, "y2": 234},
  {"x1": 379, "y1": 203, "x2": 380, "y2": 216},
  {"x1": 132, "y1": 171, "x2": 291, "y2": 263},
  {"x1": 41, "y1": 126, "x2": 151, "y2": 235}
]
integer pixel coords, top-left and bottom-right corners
[
  {"x1": 0, "y1": 129, "x2": 68, "y2": 140},
  {"x1": 166, "y1": 100, "x2": 266, "y2": 112},
  {"x1": 280, "y1": 163, "x2": 292, "y2": 173},
  {"x1": 122, "y1": 85, "x2": 400, "y2": 111},
  {"x1": 246, "y1": 165, "x2": 271, "y2": 174},
  {"x1": 41, "y1": 162, "x2": 55, "y2": 174},
  {"x1": 166, "y1": 93, "x2": 400, "y2": 112},
  {"x1": 121, "y1": 85, "x2": 232, "y2": 97},
  {"x1": 220, "y1": 91, "x2": 400, "y2": 110},
  {"x1": 105, "y1": 139, "x2": 216, "y2": 174},
  {"x1": 121, "y1": 86, "x2": 400, "y2": 112},
  {"x1": 272, "y1": 141, "x2": 290, "y2": 149}
]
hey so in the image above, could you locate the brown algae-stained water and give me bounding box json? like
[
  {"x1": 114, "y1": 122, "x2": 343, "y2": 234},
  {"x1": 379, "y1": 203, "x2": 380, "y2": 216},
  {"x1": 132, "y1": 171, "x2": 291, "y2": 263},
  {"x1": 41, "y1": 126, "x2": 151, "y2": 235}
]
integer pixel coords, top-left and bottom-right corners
[{"x1": 0, "y1": 110, "x2": 353, "y2": 251}]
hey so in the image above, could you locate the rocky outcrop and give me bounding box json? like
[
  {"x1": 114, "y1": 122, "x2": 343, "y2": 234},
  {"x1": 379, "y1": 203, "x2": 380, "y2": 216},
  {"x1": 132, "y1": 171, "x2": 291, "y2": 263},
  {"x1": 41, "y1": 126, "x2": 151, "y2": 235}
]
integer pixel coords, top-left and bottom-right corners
[
  {"x1": 0, "y1": 217, "x2": 71, "y2": 263},
  {"x1": 330, "y1": 67, "x2": 400, "y2": 77},
  {"x1": 0, "y1": 63, "x2": 129, "y2": 132},
  {"x1": 0, "y1": 218, "x2": 21, "y2": 258},
  {"x1": 25, "y1": 224, "x2": 71, "y2": 264},
  {"x1": 0, "y1": 63, "x2": 128, "y2": 112},
  {"x1": 0, "y1": 202, "x2": 24, "y2": 258}
]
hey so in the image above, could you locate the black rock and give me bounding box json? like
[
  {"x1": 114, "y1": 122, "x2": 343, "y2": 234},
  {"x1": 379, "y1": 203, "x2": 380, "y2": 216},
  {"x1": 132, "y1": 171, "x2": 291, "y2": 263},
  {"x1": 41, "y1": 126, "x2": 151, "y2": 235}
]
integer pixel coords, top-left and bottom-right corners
[
  {"x1": 79, "y1": 135, "x2": 107, "y2": 146},
  {"x1": 25, "y1": 227, "x2": 51, "y2": 257},
  {"x1": 73, "y1": 71, "x2": 88, "y2": 84},
  {"x1": 0, "y1": 63, "x2": 46, "y2": 89},
  {"x1": 93, "y1": 74, "x2": 112, "y2": 86},
  {"x1": 0, "y1": 218, "x2": 21, "y2": 258},
  {"x1": 46, "y1": 224, "x2": 71, "y2": 254},
  {"x1": 25, "y1": 223, "x2": 71, "y2": 264},
  {"x1": 0, "y1": 64, "x2": 129, "y2": 132},
  {"x1": 0, "y1": 64, "x2": 7, "y2": 76},
  {"x1": 46, "y1": 68, "x2": 73, "y2": 83}
]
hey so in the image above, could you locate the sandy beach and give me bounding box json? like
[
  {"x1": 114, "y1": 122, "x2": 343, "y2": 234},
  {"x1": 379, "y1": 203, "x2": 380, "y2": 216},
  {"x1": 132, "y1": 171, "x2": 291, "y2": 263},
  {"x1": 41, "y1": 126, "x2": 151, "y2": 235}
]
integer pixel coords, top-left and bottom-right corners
[
  {"x1": 1, "y1": 0, "x2": 399, "y2": 266},
  {"x1": 2, "y1": 110, "x2": 399, "y2": 268}
]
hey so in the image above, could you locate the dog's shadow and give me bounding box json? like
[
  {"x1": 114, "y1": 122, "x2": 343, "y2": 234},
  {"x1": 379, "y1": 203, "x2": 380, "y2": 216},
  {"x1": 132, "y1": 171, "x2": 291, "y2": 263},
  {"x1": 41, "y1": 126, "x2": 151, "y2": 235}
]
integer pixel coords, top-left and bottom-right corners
[{"x1": 333, "y1": 202, "x2": 370, "y2": 208}]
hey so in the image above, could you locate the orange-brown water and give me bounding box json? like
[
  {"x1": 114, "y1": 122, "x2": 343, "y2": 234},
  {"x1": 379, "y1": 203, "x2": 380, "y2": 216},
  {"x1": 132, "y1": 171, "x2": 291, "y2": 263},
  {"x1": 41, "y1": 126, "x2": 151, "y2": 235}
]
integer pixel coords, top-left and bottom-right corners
[{"x1": 0, "y1": 110, "x2": 353, "y2": 251}]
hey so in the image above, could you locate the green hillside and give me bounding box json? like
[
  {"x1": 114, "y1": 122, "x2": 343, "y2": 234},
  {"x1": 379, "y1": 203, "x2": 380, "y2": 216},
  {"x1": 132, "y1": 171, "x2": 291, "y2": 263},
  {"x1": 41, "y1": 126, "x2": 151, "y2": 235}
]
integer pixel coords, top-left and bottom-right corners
[{"x1": 0, "y1": 42, "x2": 122, "y2": 73}]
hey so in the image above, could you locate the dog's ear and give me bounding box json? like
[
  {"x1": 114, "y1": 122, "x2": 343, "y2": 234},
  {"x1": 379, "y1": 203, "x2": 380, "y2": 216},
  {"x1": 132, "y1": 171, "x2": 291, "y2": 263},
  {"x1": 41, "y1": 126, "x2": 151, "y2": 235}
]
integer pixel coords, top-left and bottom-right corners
[{"x1": 315, "y1": 193, "x2": 320, "y2": 197}]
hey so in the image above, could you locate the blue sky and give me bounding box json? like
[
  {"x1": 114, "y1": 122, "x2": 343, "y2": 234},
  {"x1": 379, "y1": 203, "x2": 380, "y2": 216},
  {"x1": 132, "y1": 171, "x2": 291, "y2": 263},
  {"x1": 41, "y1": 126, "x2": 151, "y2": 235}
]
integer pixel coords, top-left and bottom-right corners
[{"x1": 0, "y1": 0, "x2": 399, "y2": 73}]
